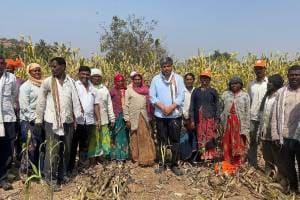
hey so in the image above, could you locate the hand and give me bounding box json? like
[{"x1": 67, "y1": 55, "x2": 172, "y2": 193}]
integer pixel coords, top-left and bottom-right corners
[
  {"x1": 126, "y1": 121, "x2": 131, "y2": 129},
  {"x1": 190, "y1": 121, "x2": 195, "y2": 130},
  {"x1": 96, "y1": 120, "x2": 101, "y2": 130},
  {"x1": 163, "y1": 106, "x2": 173, "y2": 116},
  {"x1": 164, "y1": 104, "x2": 177, "y2": 116},
  {"x1": 241, "y1": 134, "x2": 250, "y2": 150},
  {"x1": 74, "y1": 121, "x2": 77, "y2": 130},
  {"x1": 156, "y1": 102, "x2": 168, "y2": 115},
  {"x1": 110, "y1": 122, "x2": 115, "y2": 129}
]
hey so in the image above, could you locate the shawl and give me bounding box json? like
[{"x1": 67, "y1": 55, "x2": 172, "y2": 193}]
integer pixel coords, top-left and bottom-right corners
[
  {"x1": 0, "y1": 73, "x2": 6, "y2": 137},
  {"x1": 160, "y1": 71, "x2": 179, "y2": 114},
  {"x1": 26, "y1": 63, "x2": 43, "y2": 87},
  {"x1": 132, "y1": 74, "x2": 153, "y2": 116},
  {"x1": 51, "y1": 75, "x2": 83, "y2": 135}
]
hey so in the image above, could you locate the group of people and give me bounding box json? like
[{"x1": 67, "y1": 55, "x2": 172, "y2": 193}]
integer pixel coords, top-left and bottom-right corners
[{"x1": 0, "y1": 55, "x2": 300, "y2": 194}]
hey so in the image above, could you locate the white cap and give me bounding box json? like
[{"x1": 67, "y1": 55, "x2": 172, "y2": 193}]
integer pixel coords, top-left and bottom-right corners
[
  {"x1": 91, "y1": 68, "x2": 102, "y2": 76},
  {"x1": 130, "y1": 71, "x2": 137, "y2": 77}
]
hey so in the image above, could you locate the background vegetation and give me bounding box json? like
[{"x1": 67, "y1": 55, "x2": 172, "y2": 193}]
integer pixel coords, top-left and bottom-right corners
[{"x1": 1, "y1": 15, "x2": 300, "y2": 92}]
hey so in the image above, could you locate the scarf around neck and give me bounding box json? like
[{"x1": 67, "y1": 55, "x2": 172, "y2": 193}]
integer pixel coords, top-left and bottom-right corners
[
  {"x1": 0, "y1": 72, "x2": 7, "y2": 137},
  {"x1": 26, "y1": 63, "x2": 43, "y2": 87}
]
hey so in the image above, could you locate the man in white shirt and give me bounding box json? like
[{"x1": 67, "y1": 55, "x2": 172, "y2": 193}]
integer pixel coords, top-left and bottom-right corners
[
  {"x1": 181, "y1": 73, "x2": 197, "y2": 161},
  {"x1": 248, "y1": 59, "x2": 268, "y2": 167},
  {"x1": 35, "y1": 57, "x2": 83, "y2": 190},
  {"x1": 0, "y1": 55, "x2": 17, "y2": 190},
  {"x1": 182, "y1": 73, "x2": 195, "y2": 119},
  {"x1": 68, "y1": 66, "x2": 101, "y2": 172}
]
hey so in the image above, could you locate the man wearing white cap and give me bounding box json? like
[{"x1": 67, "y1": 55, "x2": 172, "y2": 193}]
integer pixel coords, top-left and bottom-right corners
[{"x1": 90, "y1": 68, "x2": 115, "y2": 159}]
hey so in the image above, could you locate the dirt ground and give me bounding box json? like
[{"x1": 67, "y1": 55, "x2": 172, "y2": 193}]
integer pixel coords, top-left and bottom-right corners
[{"x1": 1, "y1": 160, "x2": 299, "y2": 200}]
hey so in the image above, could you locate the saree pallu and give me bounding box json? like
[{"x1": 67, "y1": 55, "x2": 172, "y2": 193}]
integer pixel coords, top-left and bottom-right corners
[
  {"x1": 197, "y1": 109, "x2": 217, "y2": 160},
  {"x1": 110, "y1": 113, "x2": 129, "y2": 161},
  {"x1": 130, "y1": 114, "x2": 156, "y2": 166},
  {"x1": 223, "y1": 103, "x2": 246, "y2": 166}
]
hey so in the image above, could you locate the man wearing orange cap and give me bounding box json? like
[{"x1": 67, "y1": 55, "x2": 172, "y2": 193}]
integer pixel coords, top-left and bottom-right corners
[
  {"x1": 5, "y1": 58, "x2": 25, "y2": 166},
  {"x1": 247, "y1": 59, "x2": 268, "y2": 167},
  {"x1": 0, "y1": 55, "x2": 18, "y2": 190}
]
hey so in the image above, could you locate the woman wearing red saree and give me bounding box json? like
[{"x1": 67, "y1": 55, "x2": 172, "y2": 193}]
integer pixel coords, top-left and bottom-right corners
[{"x1": 221, "y1": 76, "x2": 250, "y2": 166}]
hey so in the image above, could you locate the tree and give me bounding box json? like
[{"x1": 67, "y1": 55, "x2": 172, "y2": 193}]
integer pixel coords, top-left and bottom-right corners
[
  {"x1": 209, "y1": 50, "x2": 233, "y2": 61},
  {"x1": 99, "y1": 15, "x2": 166, "y2": 68},
  {"x1": 34, "y1": 39, "x2": 54, "y2": 61}
]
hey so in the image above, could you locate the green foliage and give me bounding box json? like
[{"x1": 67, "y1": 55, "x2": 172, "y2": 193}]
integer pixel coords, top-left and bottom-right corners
[
  {"x1": 0, "y1": 38, "x2": 25, "y2": 58},
  {"x1": 3, "y1": 35, "x2": 300, "y2": 94},
  {"x1": 99, "y1": 15, "x2": 166, "y2": 68}
]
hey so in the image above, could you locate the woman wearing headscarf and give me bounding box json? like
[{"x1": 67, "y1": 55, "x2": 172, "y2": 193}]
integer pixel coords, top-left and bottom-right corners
[
  {"x1": 19, "y1": 63, "x2": 43, "y2": 168},
  {"x1": 109, "y1": 74, "x2": 129, "y2": 161},
  {"x1": 124, "y1": 72, "x2": 156, "y2": 166},
  {"x1": 189, "y1": 70, "x2": 220, "y2": 161},
  {"x1": 221, "y1": 76, "x2": 250, "y2": 167},
  {"x1": 88, "y1": 68, "x2": 115, "y2": 161}
]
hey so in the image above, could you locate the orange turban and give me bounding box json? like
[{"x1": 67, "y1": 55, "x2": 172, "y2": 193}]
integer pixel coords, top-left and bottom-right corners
[{"x1": 5, "y1": 58, "x2": 24, "y2": 70}]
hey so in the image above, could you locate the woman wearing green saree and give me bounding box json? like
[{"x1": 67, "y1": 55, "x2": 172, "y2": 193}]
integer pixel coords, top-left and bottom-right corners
[
  {"x1": 89, "y1": 68, "x2": 116, "y2": 161},
  {"x1": 109, "y1": 73, "x2": 129, "y2": 161}
]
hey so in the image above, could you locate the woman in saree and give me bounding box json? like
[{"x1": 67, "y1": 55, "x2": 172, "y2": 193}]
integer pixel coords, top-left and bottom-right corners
[
  {"x1": 109, "y1": 74, "x2": 129, "y2": 161},
  {"x1": 221, "y1": 76, "x2": 250, "y2": 167},
  {"x1": 124, "y1": 72, "x2": 156, "y2": 166},
  {"x1": 189, "y1": 70, "x2": 219, "y2": 161},
  {"x1": 88, "y1": 68, "x2": 115, "y2": 163}
]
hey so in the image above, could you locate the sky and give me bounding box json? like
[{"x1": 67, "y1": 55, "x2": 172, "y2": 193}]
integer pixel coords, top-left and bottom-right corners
[{"x1": 1, "y1": 0, "x2": 300, "y2": 60}]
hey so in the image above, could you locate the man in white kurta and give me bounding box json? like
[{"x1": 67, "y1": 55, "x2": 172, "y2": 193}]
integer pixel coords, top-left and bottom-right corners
[
  {"x1": 0, "y1": 55, "x2": 17, "y2": 190},
  {"x1": 35, "y1": 57, "x2": 82, "y2": 189}
]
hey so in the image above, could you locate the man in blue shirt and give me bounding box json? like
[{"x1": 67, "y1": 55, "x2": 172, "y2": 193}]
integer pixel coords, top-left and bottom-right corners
[{"x1": 150, "y1": 57, "x2": 185, "y2": 176}]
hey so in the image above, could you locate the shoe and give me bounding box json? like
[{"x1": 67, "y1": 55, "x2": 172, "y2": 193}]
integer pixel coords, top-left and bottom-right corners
[
  {"x1": 154, "y1": 165, "x2": 165, "y2": 174},
  {"x1": 171, "y1": 166, "x2": 183, "y2": 176},
  {"x1": 0, "y1": 180, "x2": 13, "y2": 191}
]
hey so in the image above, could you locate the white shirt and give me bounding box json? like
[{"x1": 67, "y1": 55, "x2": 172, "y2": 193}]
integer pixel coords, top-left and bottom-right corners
[
  {"x1": 36, "y1": 76, "x2": 83, "y2": 126},
  {"x1": 182, "y1": 87, "x2": 195, "y2": 119},
  {"x1": 0, "y1": 72, "x2": 18, "y2": 122},
  {"x1": 19, "y1": 80, "x2": 40, "y2": 121},
  {"x1": 248, "y1": 77, "x2": 268, "y2": 121},
  {"x1": 75, "y1": 81, "x2": 100, "y2": 125},
  {"x1": 93, "y1": 84, "x2": 115, "y2": 125}
]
